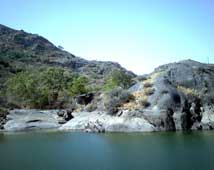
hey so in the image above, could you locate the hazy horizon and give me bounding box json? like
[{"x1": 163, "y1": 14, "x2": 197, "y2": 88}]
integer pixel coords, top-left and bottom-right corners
[{"x1": 0, "y1": 0, "x2": 213, "y2": 74}]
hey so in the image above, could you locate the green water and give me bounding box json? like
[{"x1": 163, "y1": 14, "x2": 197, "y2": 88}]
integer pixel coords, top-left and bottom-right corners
[{"x1": 0, "y1": 131, "x2": 214, "y2": 170}]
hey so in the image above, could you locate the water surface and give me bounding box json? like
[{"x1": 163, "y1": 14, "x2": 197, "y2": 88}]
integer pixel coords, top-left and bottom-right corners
[{"x1": 0, "y1": 131, "x2": 214, "y2": 170}]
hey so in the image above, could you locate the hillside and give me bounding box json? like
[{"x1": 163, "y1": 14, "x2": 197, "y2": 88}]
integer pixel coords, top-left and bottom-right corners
[
  {"x1": 0, "y1": 24, "x2": 135, "y2": 109},
  {"x1": 0, "y1": 24, "x2": 135, "y2": 81}
]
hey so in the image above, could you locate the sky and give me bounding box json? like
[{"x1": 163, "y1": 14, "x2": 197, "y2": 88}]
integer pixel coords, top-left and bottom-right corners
[{"x1": 0, "y1": 0, "x2": 213, "y2": 74}]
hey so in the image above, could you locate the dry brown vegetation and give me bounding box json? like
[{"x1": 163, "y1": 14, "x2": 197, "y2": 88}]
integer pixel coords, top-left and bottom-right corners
[
  {"x1": 177, "y1": 85, "x2": 199, "y2": 97},
  {"x1": 119, "y1": 71, "x2": 164, "y2": 111}
]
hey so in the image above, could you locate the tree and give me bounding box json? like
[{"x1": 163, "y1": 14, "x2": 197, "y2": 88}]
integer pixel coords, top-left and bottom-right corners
[
  {"x1": 5, "y1": 71, "x2": 42, "y2": 107},
  {"x1": 39, "y1": 67, "x2": 72, "y2": 104},
  {"x1": 103, "y1": 88, "x2": 132, "y2": 115},
  {"x1": 104, "y1": 69, "x2": 134, "y2": 90},
  {"x1": 5, "y1": 67, "x2": 90, "y2": 108},
  {"x1": 6, "y1": 68, "x2": 70, "y2": 108},
  {"x1": 69, "y1": 76, "x2": 89, "y2": 96}
]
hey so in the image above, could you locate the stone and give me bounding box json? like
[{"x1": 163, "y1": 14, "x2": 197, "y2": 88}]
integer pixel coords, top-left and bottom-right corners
[
  {"x1": 60, "y1": 111, "x2": 155, "y2": 132},
  {"x1": 4, "y1": 109, "x2": 60, "y2": 131},
  {"x1": 64, "y1": 110, "x2": 74, "y2": 121},
  {"x1": 57, "y1": 109, "x2": 74, "y2": 122}
]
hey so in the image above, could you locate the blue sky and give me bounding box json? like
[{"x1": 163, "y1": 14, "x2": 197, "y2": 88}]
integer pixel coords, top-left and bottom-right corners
[{"x1": 0, "y1": 0, "x2": 213, "y2": 74}]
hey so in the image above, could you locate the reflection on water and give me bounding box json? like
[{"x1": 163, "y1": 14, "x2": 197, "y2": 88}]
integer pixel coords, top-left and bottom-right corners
[{"x1": 0, "y1": 131, "x2": 214, "y2": 170}]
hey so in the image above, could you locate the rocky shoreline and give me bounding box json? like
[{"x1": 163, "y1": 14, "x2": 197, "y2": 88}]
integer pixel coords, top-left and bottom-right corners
[
  {"x1": 0, "y1": 109, "x2": 154, "y2": 132},
  {"x1": 1, "y1": 108, "x2": 214, "y2": 133}
]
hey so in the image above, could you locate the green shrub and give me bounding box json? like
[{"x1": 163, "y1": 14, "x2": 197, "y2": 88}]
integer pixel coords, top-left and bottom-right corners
[
  {"x1": 5, "y1": 71, "x2": 39, "y2": 107},
  {"x1": 69, "y1": 76, "x2": 89, "y2": 96},
  {"x1": 5, "y1": 67, "x2": 89, "y2": 108},
  {"x1": 104, "y1": 88, "x2": 132, "y2": 115},
  {"x1": 104, "y1": 69, "x2": 134, "y2": 90}
]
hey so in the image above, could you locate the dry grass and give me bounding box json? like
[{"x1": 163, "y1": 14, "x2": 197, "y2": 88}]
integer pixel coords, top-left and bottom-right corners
[
  {"x1": 144, "y1": 87, "x2": 155, "y2": 96},
  {"x1": 143, "y1": 80, "x2": 153, "y2": 88},
  {"x1": 120, "y1": 90, "x2": 152, "y2": 110},
  {"x1": 121, "y1": 101, "x2": 139, "y2": 110},
  {"x1": 119, "y1": 71, "x2": 165, "y2": 111},
  {"x1": 138, "y1": 96, "x2": 150, "y2": 108},
  {"x1": 149, "y1": 71, "x2": 164, "y2": 81},
  {"x1": 143, "y1": 71, "x2": 164, "y2": 87},
  {"x1": 177, "y1": 85, "x2": 199, "y2": 97}
]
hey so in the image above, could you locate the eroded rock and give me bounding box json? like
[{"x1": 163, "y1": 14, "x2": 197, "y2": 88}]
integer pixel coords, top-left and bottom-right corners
[
  {"x1": 60, "y1": 111, "x2": 155, "y2": 132},
  {"x1": 4, "y1": 109, "x2": 60, "y2": 131}
]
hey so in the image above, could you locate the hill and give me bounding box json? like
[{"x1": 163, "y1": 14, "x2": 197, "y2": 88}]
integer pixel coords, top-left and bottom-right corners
[{"x1": 0, "y1": 24, "x2": 135, "y2": 109}]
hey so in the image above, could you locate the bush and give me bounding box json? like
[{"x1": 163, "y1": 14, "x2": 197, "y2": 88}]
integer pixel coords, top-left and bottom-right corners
[
  {"x1": 5, "y1": 67, "x2": 89, "y2": 108},
  {"x1": 104, "y1": 88, "x2": 132, "y2": 115},
  {"x1": 69, "y1": 76, "x2": 89, "y2": 96},
  {"x1": 104, "y1": 69, "x2": 134, "y2": 90},
  {"x1": 5, "y1": 71, "x2": 40, "y2": 107},
  {"x1": 177, "y1": 85, "x2": 199, "y2": 98}
]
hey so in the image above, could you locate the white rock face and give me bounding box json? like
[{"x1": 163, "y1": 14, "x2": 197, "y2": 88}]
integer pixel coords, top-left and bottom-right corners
[
  {"x1": 201, "y1": 111, "x2": 214, "y2": 124},
  {"x1": 4, "y1": 109, "x2": 60, "y2": 131},
  {"x1": 4, "y1": 110, "x2": 155, "y2": 132},
  {"x1": 60, "y1": 111, "x2": 155, "y2": 132}
]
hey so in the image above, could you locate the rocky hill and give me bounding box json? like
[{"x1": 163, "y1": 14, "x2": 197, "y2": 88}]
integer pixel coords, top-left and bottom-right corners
[
  {"x1": 0, "y1": 24, "x2": 135, "y2": 109},
  {"x1": 0, "y1": 24, "x2": 134, "y2": 80},
  {"x1": 127, "y1": 59, "x2": 214, "y2": 131}
]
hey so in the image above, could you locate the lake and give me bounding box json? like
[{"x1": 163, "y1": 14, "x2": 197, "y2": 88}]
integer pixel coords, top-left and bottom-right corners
[{"x1": 0, "y1": 131, "x2": 214, "y2": 170}]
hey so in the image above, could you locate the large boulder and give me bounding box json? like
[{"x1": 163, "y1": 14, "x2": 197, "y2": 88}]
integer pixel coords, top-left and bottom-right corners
[
  {"x1": 60, "y1": 111, "x2": 155, "y2": 132},
  {"x1": 57, "y1": 110, "x2": 74, "y2": 124},
  {"x1": 4, "y1": 109, "x2": 61, "y2": 131}
]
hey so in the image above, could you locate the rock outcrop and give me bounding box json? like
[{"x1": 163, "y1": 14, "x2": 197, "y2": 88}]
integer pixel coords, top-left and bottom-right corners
[
  {"x1": 57, "y1": 109, "x2": 74, "y2": 123},
  {"x1": 60, "y1": 111, "x2": 155, "y2": 132},
  {"x1": 3, "y1": 109, "x2": 61, "y2": 131},
  {"x1": 123, "y1": 60, "x2": 214, "y2": 131}
]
